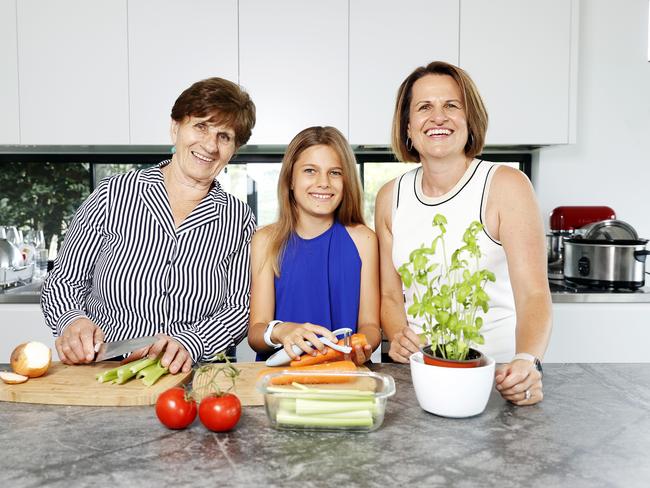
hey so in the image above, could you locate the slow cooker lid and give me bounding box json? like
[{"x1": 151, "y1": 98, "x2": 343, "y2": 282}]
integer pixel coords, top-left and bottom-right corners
[
  {"x1": 565, "y1": 237, "x2": 648, "y2": 245},
  {"x1": 581, "y1": 219, "x2": 638, "y2": 241}
]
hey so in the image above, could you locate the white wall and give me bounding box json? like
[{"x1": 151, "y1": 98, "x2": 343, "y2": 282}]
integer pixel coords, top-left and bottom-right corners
[{"x1": 533, "y1": 0, "x2": 650, "y2": 238}]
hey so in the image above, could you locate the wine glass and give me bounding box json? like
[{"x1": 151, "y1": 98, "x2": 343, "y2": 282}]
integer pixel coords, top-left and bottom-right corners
[{"x1": 5, "y1": 226, "x2": 20, "y2": 246}]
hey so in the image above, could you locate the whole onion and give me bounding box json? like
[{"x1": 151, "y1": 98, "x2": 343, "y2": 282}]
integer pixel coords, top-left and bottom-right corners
[{"x1": 11, "y1": 342, "x2": 52, "y2": 378}]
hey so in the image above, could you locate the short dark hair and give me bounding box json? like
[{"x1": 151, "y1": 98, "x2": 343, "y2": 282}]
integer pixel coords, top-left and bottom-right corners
[
  {"x1": 171, "y1": 77, "x2": 256, "y2": 147},
  {"x1": 392, "y1": 61, "x2": 488, "y2": 162}
]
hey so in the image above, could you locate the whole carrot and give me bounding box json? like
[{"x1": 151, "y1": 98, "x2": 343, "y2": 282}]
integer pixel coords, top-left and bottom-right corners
[{"x1": 289, "y1": 333, "x2": 368, "y2": 367}]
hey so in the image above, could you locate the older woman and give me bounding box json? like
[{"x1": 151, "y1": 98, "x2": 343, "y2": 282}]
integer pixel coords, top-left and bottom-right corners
[
  {"x1": 375, "y1": 61, "x2": 552, "y2": 405},
  {"x1": 41, "y1": 77, "x2": 256, "y2": 374}
]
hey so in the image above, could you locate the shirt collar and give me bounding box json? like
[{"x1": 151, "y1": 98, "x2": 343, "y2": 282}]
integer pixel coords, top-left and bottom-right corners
[{"x1": 139, "y1": 160, "x2": 228, "y2": 207}]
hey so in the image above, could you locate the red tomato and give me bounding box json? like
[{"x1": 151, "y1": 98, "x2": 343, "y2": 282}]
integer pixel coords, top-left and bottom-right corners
[
  {"x1": 155, "y1": 387, "x2": 197, "y2": 430},
  {"x1": 198, "y1": 393, "x2": 242, "y2": 432}
]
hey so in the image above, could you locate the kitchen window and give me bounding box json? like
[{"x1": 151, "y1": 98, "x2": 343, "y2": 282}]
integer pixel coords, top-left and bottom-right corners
[{"x1": 0, "y1": 150, "x2": 530, "y2": 250}]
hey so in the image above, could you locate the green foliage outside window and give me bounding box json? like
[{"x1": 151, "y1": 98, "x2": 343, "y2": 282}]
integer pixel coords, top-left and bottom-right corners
[{"x1": 0, "y1": 162, "x2": 91, "y2": 246}]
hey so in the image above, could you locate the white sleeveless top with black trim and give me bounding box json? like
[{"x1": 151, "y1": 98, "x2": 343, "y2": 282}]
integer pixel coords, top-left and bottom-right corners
[{"x1": 391, "y1": 159, "x2": 516, "y2": 362}]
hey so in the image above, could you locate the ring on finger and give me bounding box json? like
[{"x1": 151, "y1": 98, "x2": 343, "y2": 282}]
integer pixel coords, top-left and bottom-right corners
[{"x1": 524, "y1": 389, "x2": 531, "y2": 401}]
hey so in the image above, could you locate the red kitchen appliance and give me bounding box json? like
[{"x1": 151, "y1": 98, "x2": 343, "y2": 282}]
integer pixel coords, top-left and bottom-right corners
[
  {"x1": 549, "y1": 206, "x2": 616, "y2": 232},
  {"x1": 547, "y1": 206, "x2": 616, "y2": 279}
]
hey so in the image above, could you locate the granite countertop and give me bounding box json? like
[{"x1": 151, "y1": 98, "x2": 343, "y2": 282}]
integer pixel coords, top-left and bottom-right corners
[{"x1": 1, "y1": 363, "x2": 649, "y2": 488}]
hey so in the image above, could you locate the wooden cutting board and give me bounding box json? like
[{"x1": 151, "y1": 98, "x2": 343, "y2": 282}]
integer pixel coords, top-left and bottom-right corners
[
  {"x1": 0, "y1": 362, "x2": 192, "y2": 406},
  {"x1": 192, "y1": 362, "x2": 370, "y2": 407}
]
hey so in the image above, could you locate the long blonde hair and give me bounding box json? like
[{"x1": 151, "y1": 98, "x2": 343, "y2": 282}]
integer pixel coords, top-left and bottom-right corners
[{"x1": 266, "y1": 126, "x2": 365, "y2": 275}]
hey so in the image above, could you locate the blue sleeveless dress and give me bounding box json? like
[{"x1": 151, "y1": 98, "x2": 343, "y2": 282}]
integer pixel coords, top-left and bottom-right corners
[{"x1": 256, "y1": 220, "x2": 362, "y2": 361}]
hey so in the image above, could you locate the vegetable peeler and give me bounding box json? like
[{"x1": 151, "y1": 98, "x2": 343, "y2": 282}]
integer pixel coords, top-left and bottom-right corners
[{"x1": 265, "y1": 327, "x2": 353, "y2": 367}]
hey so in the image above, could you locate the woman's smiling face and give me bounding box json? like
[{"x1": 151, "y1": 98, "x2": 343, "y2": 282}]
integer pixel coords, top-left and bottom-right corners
[
  {"x1": 407, "y1": 74, "x2": 469, "y2": 161},
  {"x1": 170, "y1": 115, "x2": 237, "y2": 184},
  {"x1": 290, "y1": 144, "x2": 345, "y2": 220}
]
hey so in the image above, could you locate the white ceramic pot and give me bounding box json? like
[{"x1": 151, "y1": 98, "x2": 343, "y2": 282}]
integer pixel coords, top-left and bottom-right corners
[{"x1": 409, "y1": 351, "x2": 495, "y2": 418}]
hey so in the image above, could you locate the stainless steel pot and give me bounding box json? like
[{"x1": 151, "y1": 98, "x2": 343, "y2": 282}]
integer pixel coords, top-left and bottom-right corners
[
  {"x1": 563, "y1": 238, "x2": 650, "y2": 289},
  {"x1": 546, "y1": 231, "x2": 571, "y2": 264}
]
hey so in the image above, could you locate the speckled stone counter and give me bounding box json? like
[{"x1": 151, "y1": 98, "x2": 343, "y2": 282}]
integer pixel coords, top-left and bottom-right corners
[{"x1": 1, "y1": 363, "x2": 649, "y2": 488}]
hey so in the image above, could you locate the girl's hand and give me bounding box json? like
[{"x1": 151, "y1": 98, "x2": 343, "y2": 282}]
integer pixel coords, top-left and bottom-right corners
[
  {"x1": 272, "y1": 322, "x2": 338, "y2": 360},
  {"x1": 495, "y1": 360, "x2": 544, "y2": 405},
  {"x1": 349, "y1": 343, "x2": 373, "y2": 365}
]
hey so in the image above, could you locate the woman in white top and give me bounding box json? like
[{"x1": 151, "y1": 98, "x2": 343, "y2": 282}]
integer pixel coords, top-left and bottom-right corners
[{"x1": 375, "y1": 61, "x2": 551, "y2": 405}]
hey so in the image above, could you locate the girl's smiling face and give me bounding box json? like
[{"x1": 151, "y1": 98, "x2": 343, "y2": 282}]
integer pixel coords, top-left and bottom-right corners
[{"x1": 290, "y1": 144, "x2": 345, "y2": 220}]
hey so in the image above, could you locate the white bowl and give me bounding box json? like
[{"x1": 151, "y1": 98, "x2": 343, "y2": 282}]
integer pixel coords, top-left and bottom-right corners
[{"x1": 409, "y1": 351, "x2": 495, "y2": 418}]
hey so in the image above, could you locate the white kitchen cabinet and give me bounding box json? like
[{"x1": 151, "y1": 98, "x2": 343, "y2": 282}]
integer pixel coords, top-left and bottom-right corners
[
  {"x1": 0, "y1": 0, "x2": 20, "y2": 144},
  {"x1": 0, "y1": 304, "x2": 58, "y2": 363},
  {"x1": 127, "y1": 0, "x2": 239, "y2": 145},
  {"x1": 17, "y1": 0, "x2": 129, "y2": 144},
  {"x1": 239, "y1": 0, "x2": 348, "y2": 144},
  {"x1": 545, "y1": 302, "x2": 650, "y2": 363},
  {"x1": 349, "y1": 0, "x2": 459, "y2": 145},
  {"x1": 460, "y1": 0, "x2": 578, "y2": 145}
]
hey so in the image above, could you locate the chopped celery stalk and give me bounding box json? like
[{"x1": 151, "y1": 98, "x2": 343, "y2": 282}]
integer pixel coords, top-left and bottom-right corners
[
  {"x1": 96, "y1": 368, "x2": 119, "y2": 383},
  {"x1": 267, "y1": 386, "x2": 374, "y2": 397},
  {"x1": 295, "y1": 399, "x2": 375, "y2": 415},
  {"x1": 276, "y1": 412, "x2": 373, "y2": 428},
  {"x1": 271, "y1": 382, "x2": 379, "y2": 428},
  {"x1": 128, "y1": 357, "x2": 156, "y2": 374},
  {"x1": 115, "y1": 365, "x2": 137, "y2": 384},
  {"x1": 277, "y1": 398, "x2": 297, "y2": 412},
  {"x1": 137, "y1": 360, "x2": 169, "y2": 387},
  {"x1": 303, "y1": 409, "x2": 373, "y2": 420}
]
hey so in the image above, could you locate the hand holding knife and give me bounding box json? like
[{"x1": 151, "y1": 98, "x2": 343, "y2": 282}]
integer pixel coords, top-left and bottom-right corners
[{"x1": 56, "y1": 318, "x2": 193, "y2": 374}]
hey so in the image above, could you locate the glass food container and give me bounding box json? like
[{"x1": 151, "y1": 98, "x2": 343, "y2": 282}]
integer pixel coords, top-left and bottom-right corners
[{"x1": 256, "y1": 370, "x2": 395, "y2": 432}]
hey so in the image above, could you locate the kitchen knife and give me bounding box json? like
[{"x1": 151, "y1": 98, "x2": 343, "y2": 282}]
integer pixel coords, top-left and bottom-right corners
[{"x1": 94, "y1": 336, "x2": 158, "y2": 362}]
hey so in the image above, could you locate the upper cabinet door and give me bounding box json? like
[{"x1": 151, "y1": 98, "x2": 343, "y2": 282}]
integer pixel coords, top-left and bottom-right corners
[
  {"x1": 460, "y1": 0, "x2": 576, "y2": 145},
  {"x1": 17, "y1": 0, "x2": 129, "y2": 145},
  {"x1": 239, "y1": 0, "x2": 348, "y2": 145},
  {"x1": 0, "y1": 0, "x2": 20, "y2": 144},
  {"x1": 128, "y1": 0, "x2": 238, "y2": 145},
  {"x1": 349, "y1": 0, "x2": 459, "y2": 146}
]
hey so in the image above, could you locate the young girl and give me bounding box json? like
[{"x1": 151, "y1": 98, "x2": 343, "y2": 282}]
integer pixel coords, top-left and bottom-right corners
[{"x1": 248, "y1": 126, "x2": 380, "y2": 364}]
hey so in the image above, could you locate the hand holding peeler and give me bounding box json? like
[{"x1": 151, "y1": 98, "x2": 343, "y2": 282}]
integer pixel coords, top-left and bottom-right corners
[{"x1": 265, "y1": 327, "x2": 353, "y2": 367}]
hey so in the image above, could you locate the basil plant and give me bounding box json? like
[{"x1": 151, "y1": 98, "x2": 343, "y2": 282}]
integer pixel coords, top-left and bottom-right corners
[{"x1": 397, "y1": 214, "x2": 496, "y2": 361}]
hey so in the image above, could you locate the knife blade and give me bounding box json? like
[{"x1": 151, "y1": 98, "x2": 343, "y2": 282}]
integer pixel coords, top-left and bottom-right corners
[{"x1": 94, "y1": 335, "x2": 158, "y2": 362}]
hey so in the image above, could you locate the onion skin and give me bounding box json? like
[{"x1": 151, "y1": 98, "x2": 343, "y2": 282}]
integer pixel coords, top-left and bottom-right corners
[{"x1": 10, "y1": 342, "x2": 52, "y2": 378}]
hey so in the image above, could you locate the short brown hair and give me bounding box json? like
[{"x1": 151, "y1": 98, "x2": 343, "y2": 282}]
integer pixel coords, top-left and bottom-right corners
[
  {"x1": 391, "y1": 61, "x2": 488, "y2": 162},
  {"x1": 171, "y1": 77, "x2": 256, "y2": 148}
]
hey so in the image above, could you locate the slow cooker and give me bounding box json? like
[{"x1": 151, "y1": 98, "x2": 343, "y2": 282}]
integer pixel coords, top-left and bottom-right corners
[{"x1": 564, "y1": 238, "x2": 650, "y2": 289}]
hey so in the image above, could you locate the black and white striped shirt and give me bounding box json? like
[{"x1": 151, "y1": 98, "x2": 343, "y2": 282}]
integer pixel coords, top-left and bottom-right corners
[{"x1": 41, "y1": 161, "x2": 255, "y2": 363}]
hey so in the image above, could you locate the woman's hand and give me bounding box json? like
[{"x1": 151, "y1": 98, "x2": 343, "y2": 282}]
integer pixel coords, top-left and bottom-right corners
[
  {"x1": 122, "y1": 334, "x2": 192, "y2": 374},
  {"x1": 272, "y1": 322, "x2": 339, "y2": 361},
  {"x1": 388, "y1": 326, "x2": 422, "y2": 363},
  {"x1": 56, "y1": 318, "x2": 104, "y2": 364},
  {"x1": 495, "y1": 359, "x2": 543, "y2": 405}
]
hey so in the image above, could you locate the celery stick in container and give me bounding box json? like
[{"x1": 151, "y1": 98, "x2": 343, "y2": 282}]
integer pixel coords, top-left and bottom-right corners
[{"x1": 257, "y1": 370, "x2": 395, "y2": 432}]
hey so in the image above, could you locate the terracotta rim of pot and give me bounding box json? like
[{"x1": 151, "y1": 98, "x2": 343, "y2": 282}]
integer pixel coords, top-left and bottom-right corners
[{"x1": 421, "y1": 345, "x2": 483, "y2": 368}]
